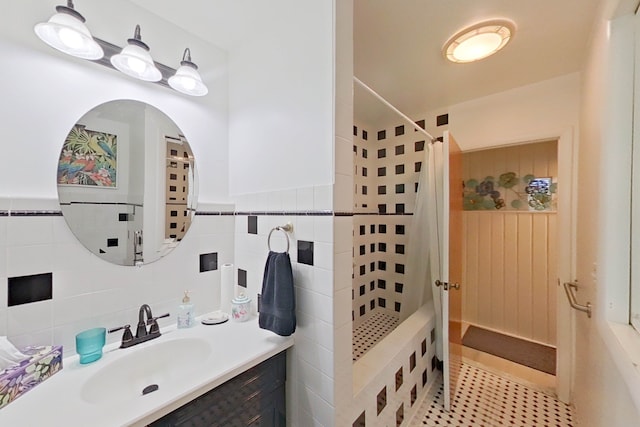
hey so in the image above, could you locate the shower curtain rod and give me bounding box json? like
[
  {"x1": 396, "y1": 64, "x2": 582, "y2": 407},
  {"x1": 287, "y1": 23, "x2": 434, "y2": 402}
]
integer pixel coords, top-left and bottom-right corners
[{"x1": 353, "y1": 76, "x2": 438, "y2": 143}]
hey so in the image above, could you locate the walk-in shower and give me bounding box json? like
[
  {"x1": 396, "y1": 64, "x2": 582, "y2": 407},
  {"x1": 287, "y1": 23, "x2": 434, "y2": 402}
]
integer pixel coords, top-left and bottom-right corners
[{"x1": 352, "y1": 78, "x2": 446, "y2": 361}]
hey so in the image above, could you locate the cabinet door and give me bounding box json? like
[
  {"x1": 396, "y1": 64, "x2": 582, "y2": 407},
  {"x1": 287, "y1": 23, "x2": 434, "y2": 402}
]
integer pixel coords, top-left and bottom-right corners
[{"x1": 149, "y1": 352, "x2": 286, "y2": 427}]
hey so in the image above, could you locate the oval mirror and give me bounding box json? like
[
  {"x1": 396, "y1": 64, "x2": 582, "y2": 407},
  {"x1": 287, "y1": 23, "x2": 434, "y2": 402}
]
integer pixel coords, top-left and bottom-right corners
[{"x1": 56, "y1": 100, "x2": 198, "y2": 266}]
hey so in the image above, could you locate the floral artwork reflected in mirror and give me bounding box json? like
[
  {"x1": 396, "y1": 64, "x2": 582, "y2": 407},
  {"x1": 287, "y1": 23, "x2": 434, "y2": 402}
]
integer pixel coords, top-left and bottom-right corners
[{"x1": 57, "y1": 124, "x2": 117, "y2": 187}]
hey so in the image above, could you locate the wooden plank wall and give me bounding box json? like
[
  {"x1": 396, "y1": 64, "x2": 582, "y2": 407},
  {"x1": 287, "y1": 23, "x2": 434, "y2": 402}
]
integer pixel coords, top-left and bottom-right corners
[{"x1": 462, "y1": 140, "x2": 558, "y2": 346}]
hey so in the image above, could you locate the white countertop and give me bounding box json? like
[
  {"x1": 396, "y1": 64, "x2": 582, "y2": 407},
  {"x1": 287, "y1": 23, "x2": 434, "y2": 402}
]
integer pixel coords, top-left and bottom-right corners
[{"x1": 0, "y1": 316, "x2": 294, "y2": 427}]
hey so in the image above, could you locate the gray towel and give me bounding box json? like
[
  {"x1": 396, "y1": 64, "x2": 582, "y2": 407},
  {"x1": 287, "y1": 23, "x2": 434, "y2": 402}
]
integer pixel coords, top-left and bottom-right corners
[{"x1": 259, "y1": 251, "x2": 296, "y2": 336}]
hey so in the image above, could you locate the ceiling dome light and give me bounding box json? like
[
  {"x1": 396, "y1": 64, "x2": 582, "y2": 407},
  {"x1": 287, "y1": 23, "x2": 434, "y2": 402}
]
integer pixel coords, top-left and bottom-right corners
[
  {"x1": 443, "y1": 19, "x2": 515, "y2": 63},
  {"x1": 110, "y1": 25, "x2": 162, "y2": 82},
  {"x1": 34, "y1": 0, "x2": 104, "y2": 60},
  {"x1": 168, "y1": 48, "x2": 208, "y2": 96}
]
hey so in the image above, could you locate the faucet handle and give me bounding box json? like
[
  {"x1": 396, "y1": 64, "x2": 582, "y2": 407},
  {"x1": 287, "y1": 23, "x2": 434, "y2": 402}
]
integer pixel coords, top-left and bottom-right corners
[
  {"x1": 108, "y1": 324, "x2": 133, "y2": 345},
  {"x1": 147, "y1": 313, "x2": 170, "y2": 335}
]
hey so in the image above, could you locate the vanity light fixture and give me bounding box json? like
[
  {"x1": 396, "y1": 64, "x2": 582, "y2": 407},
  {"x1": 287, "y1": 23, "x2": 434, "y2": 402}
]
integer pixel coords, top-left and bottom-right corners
[
  {"x1": 34, "y1": 0, "x2": 104, "y2": 60},
  {"x1": 168, "y1": 48, "x2": 209, "y2": 96},
  {"x1": 443, "y1": 19, "x2": 515, "y2": 63},
  {"x1": 34, "y1": 6, "x2": 208, "y2": 96},
  {"x1": 110, "y1": 25, "x2": 162, "y2": 82}
]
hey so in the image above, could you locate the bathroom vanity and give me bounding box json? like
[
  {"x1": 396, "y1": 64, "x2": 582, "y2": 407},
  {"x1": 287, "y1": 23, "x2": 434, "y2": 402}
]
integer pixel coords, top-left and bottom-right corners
[
  {"x1": 0, "y1": 318, "x2": 293, "y2": 426},
  {"x1": 150, "y1": 351, "x2": 286, "y2": 426}
]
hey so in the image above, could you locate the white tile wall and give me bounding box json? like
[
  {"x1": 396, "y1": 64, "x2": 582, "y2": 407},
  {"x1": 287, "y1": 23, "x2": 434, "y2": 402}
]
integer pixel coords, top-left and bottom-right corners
[
  {"x1": 232, "y1": 192, "x2": 336, "y2": 426},
  {"x1": 338, "y1": 305, "x2": 437, "y2": 426},
  {"x1": 351, "y1": 115, "x2": 451, "y2": 334},
  {"x1": 0, "y1": 201, "x2": 235, "y2": 359}
]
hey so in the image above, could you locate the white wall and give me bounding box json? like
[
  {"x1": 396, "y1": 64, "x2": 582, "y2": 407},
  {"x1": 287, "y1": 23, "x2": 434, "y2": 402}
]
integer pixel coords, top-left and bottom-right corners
[
  {"x1": 227, "y1": 2, "x2": 335, "y2": 195},
  {"x1": 0, "y1": 0, "x2": 232, "y2": 363},
  {"x1": 223, "y1": 1, "x2": 340, "y2": 425},
  {"x1": 573, "y1": 0, "x2": 640, "y2": 425},
  {"x1": 0, "y1": 2, "x2": 341, "y2": 427},
  {"x1": 449, "y1": 73, "x2": 580, "y2": 151},
  {"x1": 0, "y1": 1, "x2": 229, "y2": 203},
  {"x1": 438, "y1": 1, "x2": 640, "y2": 422}
]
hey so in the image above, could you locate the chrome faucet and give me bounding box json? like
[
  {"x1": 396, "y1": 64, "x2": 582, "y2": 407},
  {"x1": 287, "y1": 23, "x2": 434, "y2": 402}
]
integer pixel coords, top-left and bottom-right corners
[{"x1": 109, "y1": 304, "x2": 170, "y2": 349}]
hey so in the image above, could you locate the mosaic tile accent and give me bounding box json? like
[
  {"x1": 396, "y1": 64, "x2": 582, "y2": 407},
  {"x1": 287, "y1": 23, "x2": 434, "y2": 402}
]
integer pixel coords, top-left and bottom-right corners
[
  {"x1": 395, "y1": 367, "x2": 404, "y2": 391},
  {"x1": 411, "y1": 385, "x2": 418, "y2": 407},
  {"x1": 464, "y1": 169, "x2": 557, "y2": 211},
  {"x1": 436, "y1": 113, "x2": 449, "y2": 127},
  {"x1": 410, "y1": 364, "x2": 575, "y2": 427},
  {"x1": 238, "y1": 268, "x2": 247, "y2": 288},
  {"x1": 377, "y1": 386, "x2": 387, "y2": 415},
  {"x1": 8, "y1": 273, "x2": 53, "y2": 306},
  {"x1": 199, "y1": 252, "x2": 218, "y2": 272},
  {"x1": 352, "y1": 311, "x2": 399, "y2": 361},
  {"x1": 396, "y1": 403, "x2": 404, "y2": 426},
  {"x1": 297, "y1": 240, "x2": 314, "y2": 265},
  {"x1": 247, "y1": 215, "x2": 258, "y2": 234}
]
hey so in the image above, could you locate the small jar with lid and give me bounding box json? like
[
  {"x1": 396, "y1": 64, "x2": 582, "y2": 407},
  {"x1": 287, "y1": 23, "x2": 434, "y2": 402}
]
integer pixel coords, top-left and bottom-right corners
[{"x1": 231, "y1": 294, "x2": 251, "y2": 322}]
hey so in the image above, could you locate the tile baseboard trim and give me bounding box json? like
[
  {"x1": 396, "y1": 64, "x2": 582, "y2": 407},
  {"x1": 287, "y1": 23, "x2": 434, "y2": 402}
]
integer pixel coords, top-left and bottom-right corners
[
  {"x1": 4, "y1": 210, "x2": 63, "y2": 217},
  {"x1": 0, "y1": 209, "x2": 415, "y2": 217},
  {"x1": 197, "y1": 210, "x2": 414, "y2": 217}
]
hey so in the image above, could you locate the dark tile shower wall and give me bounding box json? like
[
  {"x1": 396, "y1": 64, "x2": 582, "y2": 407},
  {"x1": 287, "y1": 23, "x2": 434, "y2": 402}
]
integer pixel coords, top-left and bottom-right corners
[
  {"x1": 352, "y1": 116, "x2": 448, "y2": 329},
  {"x1": 352, "y1": 215, "x2": 410, "y2": 327}
]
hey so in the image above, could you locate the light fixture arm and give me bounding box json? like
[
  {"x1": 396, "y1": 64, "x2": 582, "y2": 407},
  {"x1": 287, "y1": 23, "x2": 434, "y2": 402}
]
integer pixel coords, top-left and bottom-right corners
[
  {"x1": 128, "y1": 24, "x2": 151, "y2": 51},
  {"x1": 54, "y1": 0, "x2": 85, "y2": 22},
  {"x1": 180, "y1": 48, "x2": 198, "y2": 69}
]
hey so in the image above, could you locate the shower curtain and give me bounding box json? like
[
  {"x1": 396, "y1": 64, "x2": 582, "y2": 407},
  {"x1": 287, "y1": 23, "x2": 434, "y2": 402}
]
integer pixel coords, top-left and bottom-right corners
[{"x1": 401, "y1": 141, "x2": 444, "y2": 360}]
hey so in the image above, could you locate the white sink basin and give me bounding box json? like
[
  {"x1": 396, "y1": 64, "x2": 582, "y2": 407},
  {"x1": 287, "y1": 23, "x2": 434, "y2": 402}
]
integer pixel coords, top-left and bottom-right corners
[{"x1": 81, "y1": 337, "x2": 212, "y2": 405}]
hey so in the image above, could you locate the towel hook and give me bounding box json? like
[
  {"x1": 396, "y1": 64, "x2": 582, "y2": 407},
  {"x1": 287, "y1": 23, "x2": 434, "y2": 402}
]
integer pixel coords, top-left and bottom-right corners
[{"x1": 268, "y1": 222, "x2": 293, "y2": 253}]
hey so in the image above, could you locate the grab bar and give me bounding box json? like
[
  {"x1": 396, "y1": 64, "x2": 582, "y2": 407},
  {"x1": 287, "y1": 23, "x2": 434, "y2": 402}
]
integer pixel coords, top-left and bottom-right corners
[{"x1": 563, "y1": 281, "x2": 592, "y2": 318}]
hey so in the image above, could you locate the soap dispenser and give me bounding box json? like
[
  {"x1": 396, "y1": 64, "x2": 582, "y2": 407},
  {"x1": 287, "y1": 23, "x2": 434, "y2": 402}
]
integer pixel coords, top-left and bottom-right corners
[{"x1": 177, "y1": 290, "x2": 195, "y2": 328}]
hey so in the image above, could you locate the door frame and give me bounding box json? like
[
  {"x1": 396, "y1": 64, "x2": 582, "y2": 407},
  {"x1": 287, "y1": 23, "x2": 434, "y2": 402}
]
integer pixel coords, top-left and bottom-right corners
[{"x1": 459, "y1": 128, "x2": 576, "y2": 403}]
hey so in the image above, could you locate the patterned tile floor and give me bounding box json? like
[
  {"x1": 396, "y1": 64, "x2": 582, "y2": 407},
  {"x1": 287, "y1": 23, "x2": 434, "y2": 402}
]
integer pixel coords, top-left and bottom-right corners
[
  {"x1": 410, "y1": 363, "x2": 576, "y2": 427},
  {"x1": 352, "y1": 311, "x2": 399, "y2": 361}
]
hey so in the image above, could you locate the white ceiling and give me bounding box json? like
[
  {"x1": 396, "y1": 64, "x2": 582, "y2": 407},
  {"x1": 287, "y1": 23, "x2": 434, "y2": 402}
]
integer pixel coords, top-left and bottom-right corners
[
  {"x1": 354, "y1": 0, "x2": 600, "y2": 124},
  {"x1": 129, "y1": 0, "x2": 601, "y2": 125}
]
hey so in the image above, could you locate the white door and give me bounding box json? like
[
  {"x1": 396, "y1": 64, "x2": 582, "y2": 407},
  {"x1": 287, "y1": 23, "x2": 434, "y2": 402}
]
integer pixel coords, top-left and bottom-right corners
[{"x1": 439, "y1": 131, "x2": 463, "y2": 411}]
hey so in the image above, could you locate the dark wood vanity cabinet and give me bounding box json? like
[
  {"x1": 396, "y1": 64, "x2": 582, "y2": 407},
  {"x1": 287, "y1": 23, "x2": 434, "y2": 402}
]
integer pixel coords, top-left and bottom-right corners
[{"x1": 149, "y1": 352, "x2": 286, "y2": 427}]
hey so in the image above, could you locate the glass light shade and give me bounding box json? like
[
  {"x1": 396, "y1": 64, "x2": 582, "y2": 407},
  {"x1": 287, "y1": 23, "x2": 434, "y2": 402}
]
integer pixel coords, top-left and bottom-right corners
[
  {"x1": 111, "y1": 42, "x2": 162, "y2": 82},
  {"x1": 34, "y1": 7, "x2": 103, "y2": 60},
  {"x1": 169, "y1": 63, "x2": 208, "y2": 96},
  {"x1": 444, "y1": 20, "x2": 514, "y2": 63}
]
